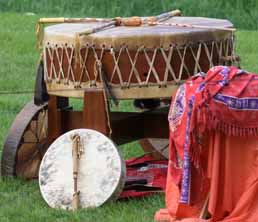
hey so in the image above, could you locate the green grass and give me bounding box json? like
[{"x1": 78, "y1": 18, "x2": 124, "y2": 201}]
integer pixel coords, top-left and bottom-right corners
[
  {"x1": 0, "y1": 0, "x2": 258, "y2": 30},
  {"x1": 0, "y1": 178, "x2": 163, "y2": 222},
  {"x1": 0, "y1": 12, "x2": 258, "y2": 222}
]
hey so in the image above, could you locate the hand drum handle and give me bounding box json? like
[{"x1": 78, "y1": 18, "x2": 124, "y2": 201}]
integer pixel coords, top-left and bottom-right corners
[{"x1": 71, "y1": 134, "x2": 83, "y2": 211}]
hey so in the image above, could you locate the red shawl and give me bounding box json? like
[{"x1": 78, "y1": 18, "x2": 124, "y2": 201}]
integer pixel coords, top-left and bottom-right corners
[
  {"x1": 168, "y1": 66, "x2": 258, "y2": 204},
  {"x1": 156, "y1": 66, "x2": 258, "y2": 221}
]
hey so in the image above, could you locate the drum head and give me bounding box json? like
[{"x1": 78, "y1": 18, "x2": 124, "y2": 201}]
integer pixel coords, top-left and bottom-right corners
[
  {"x1": 39, "y1": 129, "x2": 126, "y2": 210},
  {"x1": 44, "y1": 17, "x2": 233, "y2": 49}
]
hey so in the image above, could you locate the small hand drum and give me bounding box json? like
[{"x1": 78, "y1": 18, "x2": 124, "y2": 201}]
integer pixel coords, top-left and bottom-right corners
[{"x1": 39, "y1": 129, "x2": 126, "y2": 210}]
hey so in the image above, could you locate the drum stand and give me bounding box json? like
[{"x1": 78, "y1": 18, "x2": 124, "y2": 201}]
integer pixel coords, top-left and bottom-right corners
[
  {"x1": 1, "y1": 75, "x2": 169, "y2": 180},
  {"x1": 47, "y1": 90, "x2": 169, "y2": 147}
]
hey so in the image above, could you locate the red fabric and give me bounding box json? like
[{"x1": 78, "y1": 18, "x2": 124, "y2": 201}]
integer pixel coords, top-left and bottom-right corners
[
  {"x1": 196, "y1": 68, "x2": 258, "y2": 136},
  {"x1": 207, "y1": 133, "x2": 258, "y2": 221},
  {"x1": 155, "y1": 66, "x2": 258, "y2": 221},
  {"x1": 169, "y1": 66, "x2": 258, "y2": 175},
  {"x1": 119, "y1": 155, "x2": 168, "y2": 199},
  {"x1": 155, "y1": 132, "x2": 258, "y2": 222}
]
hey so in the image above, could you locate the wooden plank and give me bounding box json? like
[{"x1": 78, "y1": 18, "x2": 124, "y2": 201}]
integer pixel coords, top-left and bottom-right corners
[
  {"x1": 111, "y1": 112, "x2": 144, "y2": 145},
  {"x1": 46, "y1": 81, "x2": 178, "y2": 99},
  {"x1": 143, "y1": 112, "x2": 169, "y2": 138},
  {"x1": 82, "y1": 90, "x2": 110, "y2": 136},
  {"x1": 110, "y1": 109, "x2": 169, "y2": 145},
  {"x1": 51, "y1": 104, "x2": 168, "y2": 145},
  {"x1": 60, "y1": 111, "x2": 83, "y2": 132},
  {"x1": 47, "y1": 96, "x2": 69, "y2": 145}
]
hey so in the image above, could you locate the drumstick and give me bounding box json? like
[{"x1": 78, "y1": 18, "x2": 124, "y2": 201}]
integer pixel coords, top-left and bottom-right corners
[
  {"x1": 149, "y1": 21, "x2": 236, "y2": 32},
  {"x1": 37, "y1": 9, "x2": 181, "y2": 25}
]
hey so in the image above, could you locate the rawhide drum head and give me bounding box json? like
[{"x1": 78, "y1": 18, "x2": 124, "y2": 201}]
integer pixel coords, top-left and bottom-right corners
[{"x1": 39, "y1": 129, "x2": 126, "y2": 210}]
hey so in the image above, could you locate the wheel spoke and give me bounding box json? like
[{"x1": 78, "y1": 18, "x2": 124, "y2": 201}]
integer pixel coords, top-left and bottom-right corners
[
  {"x1": 23, "y1": 129, "x2": 37, "y2": 143},
  {"x1": 37, "y1": 110, "x2": 48, "y2": 141}
]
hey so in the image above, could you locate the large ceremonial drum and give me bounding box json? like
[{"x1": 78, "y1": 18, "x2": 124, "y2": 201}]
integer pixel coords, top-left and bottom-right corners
[{"x1": 43, "y1": 16, "x2": 235, "y2": 99}]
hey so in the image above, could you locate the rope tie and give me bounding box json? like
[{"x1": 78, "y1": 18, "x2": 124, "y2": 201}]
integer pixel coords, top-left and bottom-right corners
[
  {"x1": 126, "y1": 46, "x2": 143, "y2": 88},
  {"x1": 93, "y1": 50, "x2": 114, "y2": 135},
  {"x1": 143, "y1": 48, "x2": 161, "y2": 86},
  {"x1": 110, "y1": 46, "x2": 125, "y2": 88},
  {"x1": 161, "y1": 45, "x2": 175, "y2": 86}
]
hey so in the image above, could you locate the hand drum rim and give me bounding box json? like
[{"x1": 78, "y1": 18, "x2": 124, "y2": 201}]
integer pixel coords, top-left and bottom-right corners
[{"x1": 39, "y1": 129, "x2": 126, "y2": 210}]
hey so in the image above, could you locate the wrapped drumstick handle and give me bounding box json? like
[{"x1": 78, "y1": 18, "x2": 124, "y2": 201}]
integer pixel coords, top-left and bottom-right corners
[{"x1": 38, "y1": 17, "x2": 115, "y2": 24}]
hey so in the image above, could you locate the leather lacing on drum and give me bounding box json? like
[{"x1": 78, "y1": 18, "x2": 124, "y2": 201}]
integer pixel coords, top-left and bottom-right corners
[
  {"x1": 43, "y1": 37, "x2": 238, "y2": 90},
  {"x1": 93, "y1": 48, "x2": 113, "y2": 136}
]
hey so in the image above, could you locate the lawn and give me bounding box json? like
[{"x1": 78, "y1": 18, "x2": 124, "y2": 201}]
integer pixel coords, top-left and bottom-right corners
[
  {"x1": 1, "y1": 0, "x2": 258, "y2": 30},
  {"x1": 0, "y1": 12, "x2": 258, "y2": 222}
]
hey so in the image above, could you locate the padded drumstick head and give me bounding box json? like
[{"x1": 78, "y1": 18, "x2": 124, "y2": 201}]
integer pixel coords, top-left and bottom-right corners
[{"x1": 39, "y1": 129, "x2": 126, "y2": 210}]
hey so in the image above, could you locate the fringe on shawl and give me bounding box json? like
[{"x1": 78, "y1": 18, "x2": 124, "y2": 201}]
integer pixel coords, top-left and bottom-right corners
[
  {"x1": 206, "y1": 113, "x2": 258, "y2": 137},
  {"x1": 188, "y1": 106, "x2": 258, "y2": 173}
]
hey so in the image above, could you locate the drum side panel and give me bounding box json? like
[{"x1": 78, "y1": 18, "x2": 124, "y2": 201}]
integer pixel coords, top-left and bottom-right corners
[{"x1": 44, "y1": 37, "x2": 234, "y2": 99}]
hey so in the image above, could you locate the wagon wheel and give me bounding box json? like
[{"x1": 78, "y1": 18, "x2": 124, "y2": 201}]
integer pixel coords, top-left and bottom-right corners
[
  {"x1": 139, "y1": 138, "x2": 169, "y2": 160},
  {"x1": 1, "y1": 101, "x2": 48, "y2": 179}
]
